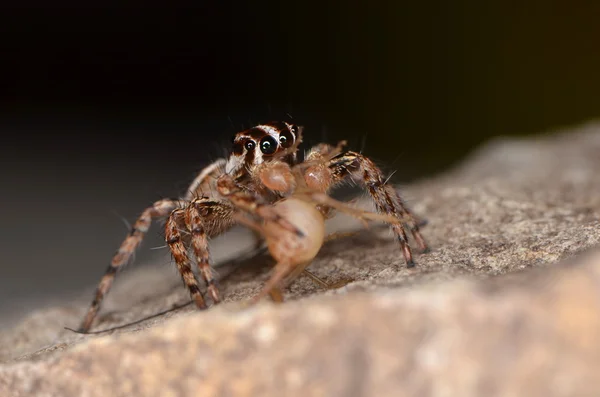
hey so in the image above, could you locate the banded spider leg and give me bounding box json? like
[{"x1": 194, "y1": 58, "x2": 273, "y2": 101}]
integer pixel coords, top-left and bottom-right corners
[{"x1": 78, "y1": 159, "x2": 229, "y2": 332}]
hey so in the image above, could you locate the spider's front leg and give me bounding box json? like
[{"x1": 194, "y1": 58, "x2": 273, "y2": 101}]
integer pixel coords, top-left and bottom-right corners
[
  {"x1": 322, "y1": 151, "x2": 428, "y2": 267},
  {"x1": 79, "y1": 198, "x2": 179, "y2": 332}
]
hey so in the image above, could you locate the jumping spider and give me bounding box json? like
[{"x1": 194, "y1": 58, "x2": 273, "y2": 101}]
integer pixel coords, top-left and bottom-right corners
[{"x1": 79, "y1": 121, "x2": 428, "y2": 332}]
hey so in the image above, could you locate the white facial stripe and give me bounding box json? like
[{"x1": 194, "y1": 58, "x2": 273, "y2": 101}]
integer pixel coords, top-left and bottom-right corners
[{"x1": 252, "y1": 148, "x2": 264, "y2": 168}]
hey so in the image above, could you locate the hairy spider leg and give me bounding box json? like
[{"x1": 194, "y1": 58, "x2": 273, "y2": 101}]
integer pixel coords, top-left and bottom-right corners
[{"x1": 79, "y1": 198, "x2": 179, "y2": 332}]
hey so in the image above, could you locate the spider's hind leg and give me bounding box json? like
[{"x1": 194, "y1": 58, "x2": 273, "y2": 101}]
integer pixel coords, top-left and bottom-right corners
[{"x1": 79, "y1": 198, "x2": 179, "y2": 332}]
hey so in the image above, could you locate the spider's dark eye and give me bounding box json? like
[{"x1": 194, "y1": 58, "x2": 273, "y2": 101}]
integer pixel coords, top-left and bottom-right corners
[
  {"x1": 244, "y1": 140, "x2": 256, "y2": 151},
  {"x1": 290, "y1": 125, "x2": 299, "y2": 134},
  {"x1": 279, "y1": 130, "x2": 294, "y2": 148},
  {"x1": 259, "y1": 135, "x2": 278, "y2": 155}
]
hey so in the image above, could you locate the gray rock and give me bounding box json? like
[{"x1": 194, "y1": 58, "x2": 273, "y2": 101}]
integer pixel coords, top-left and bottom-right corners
[{"x1": 1, "y1": 122, "x2": 600, "y2": 397}]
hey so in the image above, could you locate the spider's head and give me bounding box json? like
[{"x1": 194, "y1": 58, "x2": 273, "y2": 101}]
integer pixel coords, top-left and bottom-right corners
[{"x1": 225, "y1": 121, "x2": 302, "y2": 175}]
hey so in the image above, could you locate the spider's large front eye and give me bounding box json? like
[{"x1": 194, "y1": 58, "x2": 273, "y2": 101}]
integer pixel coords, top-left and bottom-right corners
[
  {"x1": 244, "y1": 140, "x2": 256, "y2": 151},
  {"x1": 259, "y1": 135, "x2": 278, "y2": 155},
  {"x1": 279, "y1": 130, "x2": 294, "y2": 148}
]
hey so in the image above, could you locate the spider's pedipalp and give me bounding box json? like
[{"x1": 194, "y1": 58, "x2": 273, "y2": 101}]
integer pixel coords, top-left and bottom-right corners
[{"x1": 255, "y1": 161, "x2": 297, "y2": 195}]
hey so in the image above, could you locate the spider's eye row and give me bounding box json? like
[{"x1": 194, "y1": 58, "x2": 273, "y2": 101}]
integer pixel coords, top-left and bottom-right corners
[
  {"x1": 279, "y1": 130, "x2": 294, "y2": 149},
  {"x1": 260, "y1": 135, "x2": 278, "y2": 155},
  {"x1": 244, "y1": 140, "x2": 256, "y2": 151}
]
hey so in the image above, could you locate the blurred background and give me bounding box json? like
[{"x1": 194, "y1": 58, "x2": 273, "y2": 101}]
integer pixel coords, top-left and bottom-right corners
[{"x1": 1, "y1": 2, "x2": 599, "y2": 325}]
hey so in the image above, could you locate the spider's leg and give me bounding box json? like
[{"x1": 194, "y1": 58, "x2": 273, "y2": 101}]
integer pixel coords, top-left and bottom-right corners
[
  {"x1": 184, "y1": 198, "x2": 235, "y2": 304},
  {"x1": 298, "y1": 140, "x2": 348, "y2": 172},
  {"x1": 301, "y1": 269, "x2": 352, "y2": 290},
  {"x1": 251, "y1": 259, "x2": 294, "y2": 304},
  {"x1": 327, "y1": 151, "x2": 429, "y2": 267},
  {"x1": 232, "y1": 212, "x2": 298, "y2": 304},
  {"x1": 184, "y1": 158, "x2": 227, "y2": 200},
  {"x1": 166, "y1": 208, "x2": 207, "y2": 310},
  {"x1": 299, "y1": 191, "x2": 402, "y2": 227},
  {"x1": 243, "y1": 226, "x2": 359, "y2": 304},
  {"x1": 268, "y1": 287, "x2": 285, "y2": 303},
  {"x1": 79, "y1": 198, "x2": 179, "y2": 332},
  {"x1": 279, "y1": 260, "x2": 351, "y2": 291}
]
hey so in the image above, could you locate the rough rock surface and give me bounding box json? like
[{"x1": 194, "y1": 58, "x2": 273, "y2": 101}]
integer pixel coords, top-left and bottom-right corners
[{"x1": 2, "y1": 122, "x2": 600, "y2": 397}]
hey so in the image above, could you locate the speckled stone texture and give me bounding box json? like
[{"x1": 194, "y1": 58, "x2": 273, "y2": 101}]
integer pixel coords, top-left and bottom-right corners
[{"x1": 1, "y1": 122, "x2": 600, "y2": 397}]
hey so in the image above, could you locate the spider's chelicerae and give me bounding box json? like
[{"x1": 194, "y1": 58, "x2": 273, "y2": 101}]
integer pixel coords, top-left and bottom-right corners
[{"x1": 79, "y1": 122, "x2": 429, "y2": 332}]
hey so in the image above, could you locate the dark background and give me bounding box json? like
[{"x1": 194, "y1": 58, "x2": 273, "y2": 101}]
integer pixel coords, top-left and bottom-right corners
[{"x1": 1, "y1": 2, "x2": 599, "y2": 324}]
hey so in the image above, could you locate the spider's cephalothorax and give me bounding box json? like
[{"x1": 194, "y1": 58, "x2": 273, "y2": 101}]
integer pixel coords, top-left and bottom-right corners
[{"x1": 78, "y1": 121, "x2": 428, "y2": 332}]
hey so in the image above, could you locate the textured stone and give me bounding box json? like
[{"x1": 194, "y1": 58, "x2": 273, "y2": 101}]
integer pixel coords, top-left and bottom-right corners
[{"x1": 1, "y1": 122, "x2": 600, "y2": 397}]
